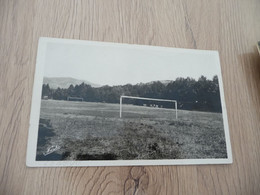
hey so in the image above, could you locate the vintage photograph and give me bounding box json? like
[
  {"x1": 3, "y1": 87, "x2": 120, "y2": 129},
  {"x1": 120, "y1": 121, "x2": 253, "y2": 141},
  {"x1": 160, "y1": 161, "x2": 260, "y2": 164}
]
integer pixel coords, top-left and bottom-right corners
[{"x1": 27, "y1": 38, "x2": 232, "y2": 166}]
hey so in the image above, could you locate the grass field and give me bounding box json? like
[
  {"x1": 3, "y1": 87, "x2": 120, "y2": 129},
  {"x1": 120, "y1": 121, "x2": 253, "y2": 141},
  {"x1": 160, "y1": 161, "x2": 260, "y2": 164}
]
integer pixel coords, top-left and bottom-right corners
[{"x1": 36, "y1": 99, "x2": 227, "y2": 161}]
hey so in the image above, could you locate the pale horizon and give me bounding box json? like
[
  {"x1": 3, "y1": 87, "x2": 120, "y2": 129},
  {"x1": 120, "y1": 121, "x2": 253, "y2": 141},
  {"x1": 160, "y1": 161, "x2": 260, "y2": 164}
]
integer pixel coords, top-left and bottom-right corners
[
  {"x1": 44, "y1": 41, "x2": 221, "y2": 86},
  {"x1": 43, "y1": 75, "x2": 217, "y2": 87}
]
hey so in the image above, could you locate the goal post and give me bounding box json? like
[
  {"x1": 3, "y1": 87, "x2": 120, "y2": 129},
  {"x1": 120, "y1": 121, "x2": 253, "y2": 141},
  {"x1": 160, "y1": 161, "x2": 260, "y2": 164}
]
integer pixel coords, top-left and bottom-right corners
[{"x1": 119, "y1": 95, "x2": 178, "y2": 119}]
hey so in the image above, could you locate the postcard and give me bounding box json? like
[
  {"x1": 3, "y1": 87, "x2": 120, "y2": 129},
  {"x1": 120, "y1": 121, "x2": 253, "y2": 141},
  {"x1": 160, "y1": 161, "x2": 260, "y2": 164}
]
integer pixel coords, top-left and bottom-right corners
[{"x1": 26, "y1": 37, "x2": 232, "y2": 167}]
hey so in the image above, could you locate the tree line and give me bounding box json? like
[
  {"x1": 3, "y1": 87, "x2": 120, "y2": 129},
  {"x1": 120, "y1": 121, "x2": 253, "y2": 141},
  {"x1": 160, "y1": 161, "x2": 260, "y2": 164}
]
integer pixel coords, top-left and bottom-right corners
[{"x1": 42, "y1": 75, "x2": 222, "y2": 113}]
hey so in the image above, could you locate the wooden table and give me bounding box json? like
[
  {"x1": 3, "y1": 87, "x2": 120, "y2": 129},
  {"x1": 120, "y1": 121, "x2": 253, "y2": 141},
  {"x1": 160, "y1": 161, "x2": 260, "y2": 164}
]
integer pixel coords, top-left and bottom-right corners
[{"x1": 1, "y1": 0, "x2": 260, "y2": 194}]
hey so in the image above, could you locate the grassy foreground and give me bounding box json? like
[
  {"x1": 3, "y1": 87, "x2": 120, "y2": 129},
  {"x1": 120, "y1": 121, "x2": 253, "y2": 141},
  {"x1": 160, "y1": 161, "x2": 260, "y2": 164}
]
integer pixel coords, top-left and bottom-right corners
[{"x1": 36, "y1": 100, "x2": 227, "y2": 161}]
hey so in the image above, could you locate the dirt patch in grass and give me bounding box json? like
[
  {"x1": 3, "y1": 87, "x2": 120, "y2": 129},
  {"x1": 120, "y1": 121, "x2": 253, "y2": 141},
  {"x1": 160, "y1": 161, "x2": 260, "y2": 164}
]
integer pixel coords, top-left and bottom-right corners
[
  {"x1": 36, "y1": 119, "x2": 58, "y2": 160},
  {"x1": 36, "y1": 151, "x2": 71, "y2": 161},
  {"x1": 76, "y1": 153, "x2": 117, "y2": 160},
  {"x1": 37, "y1": 119, "x2": 56, "y2": 147}
]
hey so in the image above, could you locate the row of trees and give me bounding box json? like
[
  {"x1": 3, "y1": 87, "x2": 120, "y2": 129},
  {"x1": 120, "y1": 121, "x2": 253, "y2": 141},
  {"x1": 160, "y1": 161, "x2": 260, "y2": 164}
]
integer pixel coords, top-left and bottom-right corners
[{"x1": 42, "y1": 75, "x2": 222, "y2": 113}]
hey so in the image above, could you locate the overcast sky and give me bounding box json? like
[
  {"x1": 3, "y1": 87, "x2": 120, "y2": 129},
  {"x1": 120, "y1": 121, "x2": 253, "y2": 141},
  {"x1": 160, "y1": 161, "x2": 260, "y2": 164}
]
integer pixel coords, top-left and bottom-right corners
[{"x1": 44, "y1": 41, "x2": 220, "y2": 86}]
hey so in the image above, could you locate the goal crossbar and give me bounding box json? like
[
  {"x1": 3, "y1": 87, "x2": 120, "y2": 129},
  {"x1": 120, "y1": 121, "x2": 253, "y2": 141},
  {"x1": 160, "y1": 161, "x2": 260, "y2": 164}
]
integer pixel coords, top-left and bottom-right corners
[{"x1": 120, "y1": 95, "x2": 177, "y2": 119}]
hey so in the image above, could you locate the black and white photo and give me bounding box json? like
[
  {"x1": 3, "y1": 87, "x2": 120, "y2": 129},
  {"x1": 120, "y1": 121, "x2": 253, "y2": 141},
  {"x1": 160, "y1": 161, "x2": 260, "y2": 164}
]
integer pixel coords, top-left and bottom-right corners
[{"x1": 27, "y1": 38, "x2": 232, "y2": 167}]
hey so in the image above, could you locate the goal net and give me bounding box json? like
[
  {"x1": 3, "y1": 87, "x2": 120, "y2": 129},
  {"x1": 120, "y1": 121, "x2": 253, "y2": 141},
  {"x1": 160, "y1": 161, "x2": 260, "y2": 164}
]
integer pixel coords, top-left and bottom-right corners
[
  {"x1": 120, "y1": 95, "x2": 178, "y2": 119},
  {"x1": 67, "y1": 97, "x2": 83, "y2": 101}
]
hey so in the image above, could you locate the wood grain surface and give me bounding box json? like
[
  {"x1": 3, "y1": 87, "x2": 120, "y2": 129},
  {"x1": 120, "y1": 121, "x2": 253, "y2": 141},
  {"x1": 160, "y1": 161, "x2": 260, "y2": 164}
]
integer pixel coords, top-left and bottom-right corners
[{"x1": 0, "y1": 0, "x2": 260, "y2": 194}]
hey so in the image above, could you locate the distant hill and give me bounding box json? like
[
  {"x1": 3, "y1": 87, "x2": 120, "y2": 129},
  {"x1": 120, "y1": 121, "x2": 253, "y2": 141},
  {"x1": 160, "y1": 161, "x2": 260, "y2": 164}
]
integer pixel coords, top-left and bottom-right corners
[{"x1": 43, "y1": 77, "x2": 101, "y2": 89}]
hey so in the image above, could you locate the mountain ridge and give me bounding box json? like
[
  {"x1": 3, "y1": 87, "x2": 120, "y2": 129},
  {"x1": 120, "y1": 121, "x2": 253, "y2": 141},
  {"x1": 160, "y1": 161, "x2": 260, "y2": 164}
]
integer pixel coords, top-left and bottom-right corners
[
  {"x1": 43, "y1": 77, "x2": 101, "y2": 89},
  {"x1": 44, "y1": 77, "x2": 175, "y2": 89}
]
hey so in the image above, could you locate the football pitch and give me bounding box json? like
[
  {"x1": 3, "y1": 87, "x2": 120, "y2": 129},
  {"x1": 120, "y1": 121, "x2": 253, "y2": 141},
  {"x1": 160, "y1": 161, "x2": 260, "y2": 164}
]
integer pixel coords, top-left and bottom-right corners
[{"x1": 36, "y1": 99, "x2": 227, "y2": 160}]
